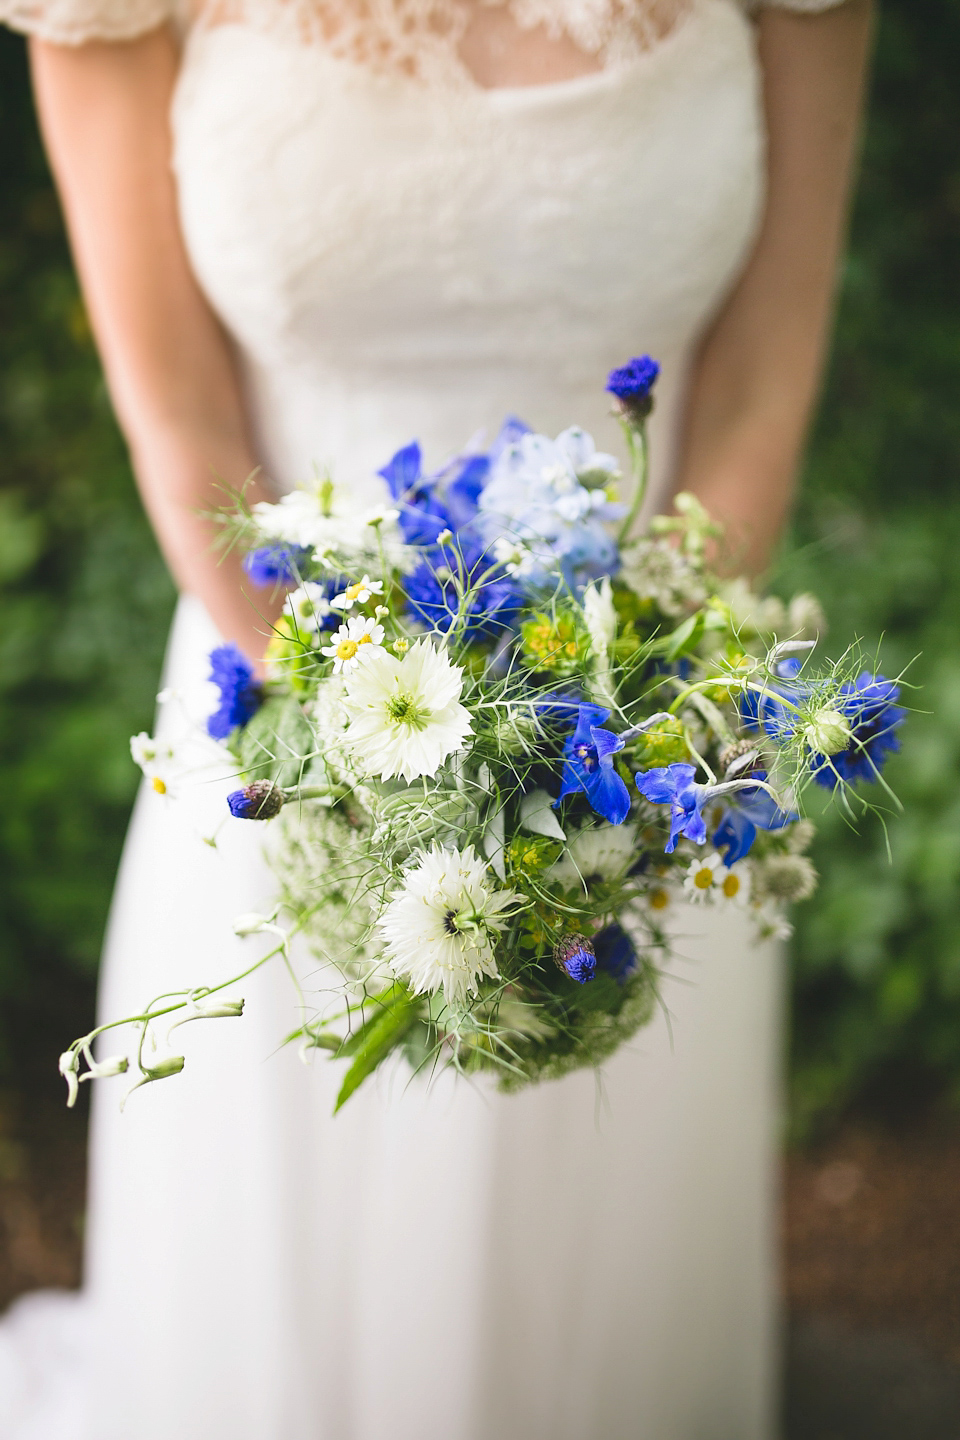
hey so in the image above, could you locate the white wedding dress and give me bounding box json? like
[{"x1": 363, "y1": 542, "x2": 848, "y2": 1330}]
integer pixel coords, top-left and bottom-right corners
[{"x1": 0, "y1": 2, "x2": 849, "y2": 1436}]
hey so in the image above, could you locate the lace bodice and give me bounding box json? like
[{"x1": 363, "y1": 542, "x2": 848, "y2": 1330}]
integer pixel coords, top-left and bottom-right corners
[{"x1": 3, "y1": 0, "x2": 852, "y2": 70}]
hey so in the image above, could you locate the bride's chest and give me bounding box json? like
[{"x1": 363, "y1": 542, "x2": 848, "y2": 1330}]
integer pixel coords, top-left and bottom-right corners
[{"x1": 171, "y1": 0, "x2": 764, "y2": 357}]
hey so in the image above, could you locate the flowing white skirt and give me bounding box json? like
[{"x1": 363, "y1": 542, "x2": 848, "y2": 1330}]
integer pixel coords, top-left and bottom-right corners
[{"x1": 0, "y1": 594, "x2": 784, "y2": 1440}]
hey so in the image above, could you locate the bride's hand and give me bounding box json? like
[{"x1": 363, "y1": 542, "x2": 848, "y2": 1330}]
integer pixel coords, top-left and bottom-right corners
[
  {"x1": 673, "y1": 0, "x2": 874, "y2": 577},
  {"x1": 29, "y1": 28, "x2": 281, "y2": 662}
]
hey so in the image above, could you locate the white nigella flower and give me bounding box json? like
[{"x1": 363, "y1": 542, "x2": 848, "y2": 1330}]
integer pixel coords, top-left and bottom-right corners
[
  {"x1": 284, "y1": 582, "x2": 332, "y2": 639},
  {"x1": 252, "y1": 483, "x2": 372, "y2": 557},
  {"x1": 331, "y1": 574, "x2": 384, "y2": 612},
  {"x1": 377, "y1": 843, "x2": 517, "y2": 1008},
  {"x1": 683, "y1": 852, "x2": 751, "y2": 906},
  {"x1": 549, "y1": 823, "x2": 638, "y2": 892},
  {"x1": 342, "y1": 638, "x2": 472, "y2": 783},
  {"x1": 321, "y1": 616, "x2": 385, "y2": 674}
]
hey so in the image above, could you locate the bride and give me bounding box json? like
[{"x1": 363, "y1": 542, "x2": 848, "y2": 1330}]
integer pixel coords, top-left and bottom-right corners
[{"x1": 0, "y1": 2, "x2": 871, "y2": 1437}]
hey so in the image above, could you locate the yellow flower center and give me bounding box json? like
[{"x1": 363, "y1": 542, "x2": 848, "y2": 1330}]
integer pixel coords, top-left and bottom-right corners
[
  {"x1": 345, "y1": 581, "x2": 365, "y2": 602},
  {"x1": 357, "y1": 633, "x2": 373, "y2": 646},
  {"x1": 152, "y1": 776, "x2": 167, "y2": 795},
  {"x1": 694, "y1": 867, "x2": 714, "y2": 891},
  {"x1": 722, "y1": 873, "x2": 741, "y2": 899},
  {"x1": 649, "y1": 887, "x2": 670, "y2": 910},
  {"x1": 336, "y1": 639, "x2": 359, "y2": 661}
]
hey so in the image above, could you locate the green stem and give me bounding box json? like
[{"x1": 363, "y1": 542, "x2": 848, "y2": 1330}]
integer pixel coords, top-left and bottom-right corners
[{"x1": 616, "y1": 417, "x2": 649, "y2": 547}]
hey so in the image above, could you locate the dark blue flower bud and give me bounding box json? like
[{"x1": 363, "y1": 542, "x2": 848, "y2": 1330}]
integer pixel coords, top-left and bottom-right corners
[
  {"x1": 227, "y1": 781, "x2": 285, "y2": 820},
  {"x1": 554, "y1": 933, "x2": 597, "y2": 985},
  {"x1": 605, "y1": 355, "x2": 660, "y2": 419}
]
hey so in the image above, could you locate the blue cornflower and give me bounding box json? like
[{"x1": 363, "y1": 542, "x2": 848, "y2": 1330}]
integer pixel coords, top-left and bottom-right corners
[
  {"x1": 811, "y1": 672, "x2": 906, "y2": 789},
  {"x1": 634, "y1": 762, "x2": 708, "y2": 853},
  {"x1": 207, "y1": 644, "x2": 262, "y2": 740},
  {"x1": 555, "y1": 703, "x2": 631, "y2": 826},
  {"x1": 605, "y1": 355, "x2": 660, "y2": 416},
  {"x1": 227, "y1": 780, "x2": 285, "y2": 820},
  {"x1": 554, "y1": 934, "x2": 597, "y2": 985},
  {"x1": 242, "y1": 544, "x2": 311, "y2": 589},
  {"x1": 712, "y1": 776, "x2": 796, "y2": 866},
  {"x1": 593, "y1": 923, "x2": 638, "y2": 984}
]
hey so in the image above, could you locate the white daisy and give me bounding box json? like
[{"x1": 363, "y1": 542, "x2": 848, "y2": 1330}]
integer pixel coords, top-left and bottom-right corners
[
  {"x1": 683, "y1": 852, "x2": 751, "y2": 906},
  {"x1": 330, "y1": 573, "x2": 384, "y2": 612},
  {"x1": 377, "y1": 843, "x2": 518, "y2": 1009},
  {"x1": 321, "y1": 616, "x2": 385, "y2": 674},
  {"x1": 342, "y1": 639, "x2": 472, "y2": 782},
  {"x1": 129, "y1": 732, "x2": 177, "y2": 796}
]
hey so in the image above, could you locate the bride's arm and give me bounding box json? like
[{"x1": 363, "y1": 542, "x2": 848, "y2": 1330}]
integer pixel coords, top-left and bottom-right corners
[
  {"x1": 29, "y1": 29, "x2": 280, "y2": 662},
  {"x1": 673, "y1": 0, "x2": 874, "y2": 573}
]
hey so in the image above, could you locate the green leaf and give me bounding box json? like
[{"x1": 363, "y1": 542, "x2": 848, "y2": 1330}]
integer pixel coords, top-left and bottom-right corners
[
  {"x1": 334, "y1": 984, "x2": 420, "y2": 1112},
  {"x1": 664, "y1": 611, "x2": 705, "y2": 663}
]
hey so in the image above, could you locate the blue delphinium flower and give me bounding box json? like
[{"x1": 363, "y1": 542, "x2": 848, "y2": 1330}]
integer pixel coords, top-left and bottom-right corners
[
  {"x1": 634, "y1": 762, "x2": 708, "y2": 852},
  {"x1": 712, "y1": 776, "x2": 795, "y2": 866},
  {"x1": 605, "y1": 355, "x2": 660, "y2": 416},
  {"x1": 554, "y1": 933, "x2": 597, "y2": 985},
  {"x1": 477, "y1": 427, "x2": 624, "y2": 586},
  {"x1": 242, "y1": 544, "x2": 311, "y2": 589},
  {"x1": 207, "y1": 644, "x2": 262, "y2": 740},
  {"x1": 593, "y1": 923, "x2": 638, "y2": 984},
  {"x1": 811, "y1": 672, "x2": 906, "y2": 789},
  {"x1": 227, "y1": 780, "x2": 284, "y2": 820},
  {"x1": 378, "y1": 441, "x2": 454, "y2": 546},
  {"x1": 555, "y1": 703, "x2": 631, "y2": 826},
  {"x1": 403, "y1": 536, "x2": 524, "y2": 641}
]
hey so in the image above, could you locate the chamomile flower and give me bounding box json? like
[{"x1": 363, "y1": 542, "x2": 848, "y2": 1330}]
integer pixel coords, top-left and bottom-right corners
[
  {"x1": 331, "y1": 574, "x2": 383, "y2": 612},
  {"x1": 378, "y1": 843, "x2": 517, "y2": 1009},
  {"x1": 342, "y1": 639, "x2": 472, "y2": 782},
  {"x1": 130, "y1": 732, "x2": 177, "y2": 796},
  {"x1": 683, "y1": 852, "x2": 751, "y2": 906},
  {"x1": 322, "y1": 616, "x2": 385, "y2": 675}
]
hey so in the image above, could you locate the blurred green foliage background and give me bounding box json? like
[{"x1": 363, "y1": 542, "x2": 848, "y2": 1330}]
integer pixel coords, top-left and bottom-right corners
[{"x1": 0, "y1": 3, "x2": 958, "y2": 1133}]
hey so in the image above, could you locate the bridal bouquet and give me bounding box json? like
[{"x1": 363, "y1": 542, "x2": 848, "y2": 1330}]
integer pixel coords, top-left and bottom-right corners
[{"x1": 61, "y1": 359, "x2": 907, "y2": 1111}]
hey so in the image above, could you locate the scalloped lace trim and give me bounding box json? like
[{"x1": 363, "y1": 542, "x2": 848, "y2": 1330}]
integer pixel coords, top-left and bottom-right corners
[{"x1": 197, "y1": 0, "x2": 696, "y2": 84}]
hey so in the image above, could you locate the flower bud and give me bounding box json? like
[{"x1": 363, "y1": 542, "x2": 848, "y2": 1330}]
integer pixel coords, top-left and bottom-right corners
[
  {"x1": 59, "y1": 1051, "x2": 80, "y2": 1108},
  {"x1": 233, "y1": 911, "x2": 270, "y2": 936},
  {"x1": 553, "y1": 933, "x2": 597, "y2": 985},
  {"x1": 143, "y1": 1055, "x2": 185, "y2": 1080},
  {"x1": 605, "y1": 355, "x2": 660, "y2": 421},
  {"x1": 227, "y1": 781, "x2": 285, "y2": 820},
  {"x1": 85, "y1": 1053, "x2": 129, "y2": 1079},
  {"x1": 803, "y1": 708, "x2": 853, "y2": 757}
]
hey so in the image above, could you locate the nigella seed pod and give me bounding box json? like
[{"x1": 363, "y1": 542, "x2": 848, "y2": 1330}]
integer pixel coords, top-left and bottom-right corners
[
  {"x1": 227, "y1": 781, "x2": 285, "y2": 821},
  {"x1": 554, "y1": 933, "x2": 597, "y2": 985}
]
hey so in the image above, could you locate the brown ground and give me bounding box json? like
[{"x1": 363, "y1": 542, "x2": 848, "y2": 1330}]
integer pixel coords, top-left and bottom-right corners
[{"x1": 784, "y1": 1114, "x2": 960, "y2": 1365}]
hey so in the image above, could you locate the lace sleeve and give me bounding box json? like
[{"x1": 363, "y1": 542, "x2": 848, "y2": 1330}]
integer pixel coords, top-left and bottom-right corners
[{"x1": 0, "y1": 0, "x2": 174, "y2": 44}]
